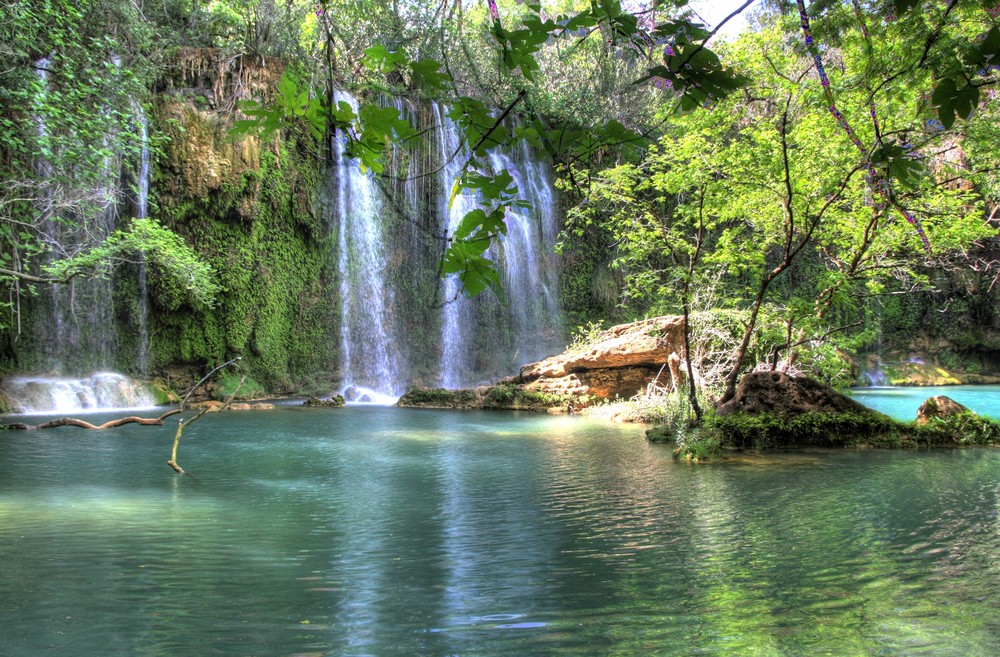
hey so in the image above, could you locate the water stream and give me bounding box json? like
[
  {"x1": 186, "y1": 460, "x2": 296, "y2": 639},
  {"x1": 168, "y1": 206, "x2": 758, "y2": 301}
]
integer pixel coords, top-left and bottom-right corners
[
  {"x1": 135, "y1": 101, "x2": 151, "y2": 376},
  {"x1": 1, "y1": 408, "x2": 997, "y2": 656},
  {"x1": 1, "y1": 372, "x2": 158, "y2": 414}
]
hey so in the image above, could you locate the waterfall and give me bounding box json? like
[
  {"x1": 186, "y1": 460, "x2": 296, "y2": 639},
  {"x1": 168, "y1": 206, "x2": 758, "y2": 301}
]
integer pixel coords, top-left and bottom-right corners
[
  {"x1": 25, "y1": 54, "x2": 142, "y2": 375},
  {"x1": 135, "y1": 102, "x2": 151, "y2": 376},
  {"x1": 332, "y1": 91, "x2": 404, "y2": 402},
  {"x1": 436, "y1": 110, "x2": 563, "y2": 388},
  {"x1": 1, "y1": 372, "x2": 158, "y2": 414},
  {"x1": 326, "y1": 95, "x2": 563, "y2": 395},
  {"x1": 436, "y1": 102, "x2": 479, "y2": 389}
]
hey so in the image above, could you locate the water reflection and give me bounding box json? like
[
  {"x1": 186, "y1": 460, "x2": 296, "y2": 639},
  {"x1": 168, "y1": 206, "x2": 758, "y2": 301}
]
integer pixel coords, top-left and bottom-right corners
[{"x1": 0, "y1": 409, "x2": 998, "y2": 656}]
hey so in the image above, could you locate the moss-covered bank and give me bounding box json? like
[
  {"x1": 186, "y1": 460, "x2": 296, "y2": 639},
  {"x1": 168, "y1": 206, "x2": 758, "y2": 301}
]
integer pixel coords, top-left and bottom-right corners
[
  {"x1": 140, "y1": 53, "x2": 339, "y2": 394},
  {"x1": 647, "y1": 372, "x2": 1000, "y2": 461}
]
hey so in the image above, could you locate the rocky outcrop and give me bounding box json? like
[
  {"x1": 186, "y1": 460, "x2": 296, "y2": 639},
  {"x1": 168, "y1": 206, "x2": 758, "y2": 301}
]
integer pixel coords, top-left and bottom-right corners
[
  {"x1": 916, "y1": 395, "x2": 970, "y2": 425},
  {"x1": 396, "y1": 316, "x2": 687, "y2": 412},
  {"x1": 716, "y1": 370, "x2": 873, "y2": 418},
  {"x1": 303, "y1": 395, "x2": 346, "y2": 408},
  {"x1": 515, "y1": 316, "x2": 686, "y2": 405},
  {"x1": 520, "y1": 316, "x2": 684, "y2": 380}
]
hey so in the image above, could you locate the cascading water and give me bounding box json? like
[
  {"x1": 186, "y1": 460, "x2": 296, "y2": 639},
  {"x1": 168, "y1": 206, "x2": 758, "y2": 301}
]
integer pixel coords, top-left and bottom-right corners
[
  {"x1": 436, "y1": 109, "x2": 563, "y2": 388},
  {"x1": 326, "y1": 96, "x2": 563, "y2": 394},
  {"x1": 332, "y1": 91, "x2": 404, "y2": 402},
  {"x1": 435, "y1": 102, "x2": 479, "y2": 389},
  {"x1": 29, "y1": 54, "x2": 122, "y2": 373},
  {"x1": 1, "y1": 372, "x2": 158, "y2": 414},
  {"x1": 134, "y1": 101, "x2": 151, "y2": 376}
]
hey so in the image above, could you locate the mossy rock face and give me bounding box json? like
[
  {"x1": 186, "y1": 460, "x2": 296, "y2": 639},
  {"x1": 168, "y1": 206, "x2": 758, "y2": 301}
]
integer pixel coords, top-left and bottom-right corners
[
  {"x1": 0, "y1": 390, "x2": 13, "y2": 415},
  {"x1": 708, "y1": 410, "x2": 904, "y2": 450},
  {"x1": 150, "y1": 382, "x2": 181, "y2": 406},
  {"x1": 397, "y1": 384, "x2": 566, "y2": 412}
]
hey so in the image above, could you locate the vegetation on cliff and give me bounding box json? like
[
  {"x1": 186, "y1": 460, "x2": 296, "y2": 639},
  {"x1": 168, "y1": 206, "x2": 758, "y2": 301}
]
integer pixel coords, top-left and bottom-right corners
[{"x1": 1, "y1": 0, "x2": 998, "y2": 403}]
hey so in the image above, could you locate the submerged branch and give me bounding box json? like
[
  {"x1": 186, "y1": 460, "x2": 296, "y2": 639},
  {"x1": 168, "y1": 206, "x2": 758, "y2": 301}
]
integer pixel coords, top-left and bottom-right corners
[{"x1": 168, "y1": 376, "x2": 246, "y2": 475}]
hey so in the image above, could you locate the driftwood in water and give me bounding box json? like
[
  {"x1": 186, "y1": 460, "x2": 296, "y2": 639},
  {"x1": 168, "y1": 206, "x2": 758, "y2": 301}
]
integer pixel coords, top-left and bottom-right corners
[
  {"x1": 167, "y1": 373, "x2": 245, "y2": 475},
  {"x1": 3, "y1": 408, "x2": 182, "y2": 431}
]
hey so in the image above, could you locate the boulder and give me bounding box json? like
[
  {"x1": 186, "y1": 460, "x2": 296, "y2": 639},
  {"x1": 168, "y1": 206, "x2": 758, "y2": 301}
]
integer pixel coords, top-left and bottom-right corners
[
  {"x1": 520, "y1": 316, "x2": 685, "y2": 381},
  {"x1": 511, "y1": 316, "x2": 686, "y2": 405},
  {"x1": 916, "y1": 395, "x2": 970, "y2": 425},
  {"x1": 716, "y1": 370, "x2": 872, "y2": 418}
]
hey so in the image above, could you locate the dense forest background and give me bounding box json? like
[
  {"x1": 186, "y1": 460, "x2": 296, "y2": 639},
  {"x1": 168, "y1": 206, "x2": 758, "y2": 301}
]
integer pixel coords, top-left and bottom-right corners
[{"x1": 1, "y1": 0, "x2": 998, "y2": 401}]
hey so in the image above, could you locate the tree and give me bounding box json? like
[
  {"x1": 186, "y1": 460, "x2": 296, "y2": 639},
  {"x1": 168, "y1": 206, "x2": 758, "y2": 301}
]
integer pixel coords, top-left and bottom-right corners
[{"x1": 561, "y1": 18, "x2": 992, "y2": 404}]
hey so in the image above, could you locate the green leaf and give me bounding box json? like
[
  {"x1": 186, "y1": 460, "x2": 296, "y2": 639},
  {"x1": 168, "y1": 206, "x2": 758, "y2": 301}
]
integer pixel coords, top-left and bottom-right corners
[
  {"x1": 409, "y1": 59, "x2": 449, "y2": 90},
  {"x1": 363, "y1": 45, "x2": 409, "y2": 73}
]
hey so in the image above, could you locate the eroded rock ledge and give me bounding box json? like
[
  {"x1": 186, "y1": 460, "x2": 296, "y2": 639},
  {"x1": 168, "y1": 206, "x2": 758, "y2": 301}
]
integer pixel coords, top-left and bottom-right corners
[{"x1": 398, "y1": 316, "x2": 686, "y2": 411}]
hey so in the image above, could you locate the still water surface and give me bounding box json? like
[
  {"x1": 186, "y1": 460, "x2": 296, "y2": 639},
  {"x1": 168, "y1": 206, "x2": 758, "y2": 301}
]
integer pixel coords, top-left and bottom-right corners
[
  {"x1": 1, "y1": 407, "x2": 998, "y2": 656},
  {"x1": 850, "y1": 385, "x2": 1000, "y2": 421}
]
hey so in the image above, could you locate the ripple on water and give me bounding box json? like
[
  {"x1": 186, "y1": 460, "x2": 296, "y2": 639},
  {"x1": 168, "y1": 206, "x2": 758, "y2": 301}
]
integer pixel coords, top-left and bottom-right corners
[{"x1": 1, "y1": 409, "x2": 998, "y2": 657}]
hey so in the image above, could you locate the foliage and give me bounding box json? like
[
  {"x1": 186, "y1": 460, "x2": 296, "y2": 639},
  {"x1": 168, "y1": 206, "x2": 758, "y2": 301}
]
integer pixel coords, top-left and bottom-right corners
[
  {"x1": 609, "y1": 388, "x2": 699, "y2": 425},
  {"x1": 672, "y1": 428, "x2": 722, "y2": 462},
  {"x1": 561, "y1": 16, "x2": 992, "y2": 405},
  {"x1": 567, "y1": 319, "x2": 608, "y2": 351},
  {"x1": 0, "y1": 0, "x2": 157, "y2": 329},
  {"x1": 912, "y1": 412, "x2": 1000, "y2": 446},
  {"x1": 43, "y1": 218, "x2": 221, "y2": 309}
]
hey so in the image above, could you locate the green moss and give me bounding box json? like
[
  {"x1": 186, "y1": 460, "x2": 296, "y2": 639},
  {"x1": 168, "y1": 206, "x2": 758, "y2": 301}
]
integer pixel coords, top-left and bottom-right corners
[
  {"x1": 707, "y1": 410, "x2": 904, "y2": 450},
  {"x1": 482, "y1": 383, "x2": 564, "y2": 409},
  {"x1": 704, "y1": 409, "x2": 1000, "y2": 450},
  {"x1": 214, "y1": 372, "x2": 266, "y2": 401},
  {"x1": 151, "y1": 100, "x2": 337, "y2": 394},
  {"x1": 397, "y1": 387, "x2": 480, "y2": 408}
]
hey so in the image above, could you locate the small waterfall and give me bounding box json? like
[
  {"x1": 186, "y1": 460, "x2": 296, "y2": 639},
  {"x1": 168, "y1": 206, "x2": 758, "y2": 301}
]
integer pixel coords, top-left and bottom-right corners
[
  {"x1": 1, "y1": 373, "x2": 158, "y2": 414},
  {"x1": 33, "y1": 54, "x2": 54, "y2": 178},
  {"x1": 134, "y1": 102, "x2": 151, "y2": 376},
  {"x1": 29, "y1": 54, "x2": 124, "y2": 373},
  {"x1": 332, "y1": 91, "x2": 403, "y2": 401}
]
